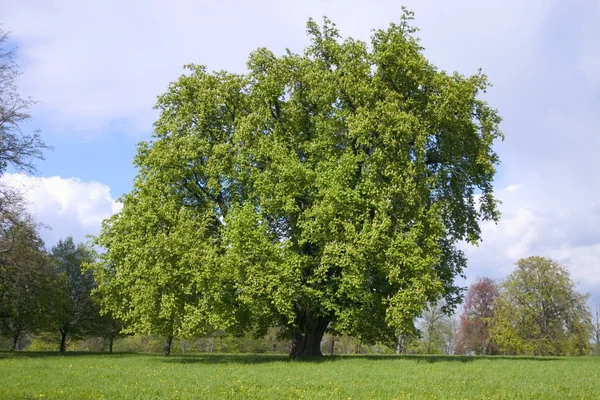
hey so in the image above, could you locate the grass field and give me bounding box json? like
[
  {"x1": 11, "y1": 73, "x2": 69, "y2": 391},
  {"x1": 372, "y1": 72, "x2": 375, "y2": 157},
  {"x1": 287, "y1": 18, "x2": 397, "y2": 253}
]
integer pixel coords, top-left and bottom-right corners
[{"x1": 1, "y1": 352, "x2": 599, "y2": 399}]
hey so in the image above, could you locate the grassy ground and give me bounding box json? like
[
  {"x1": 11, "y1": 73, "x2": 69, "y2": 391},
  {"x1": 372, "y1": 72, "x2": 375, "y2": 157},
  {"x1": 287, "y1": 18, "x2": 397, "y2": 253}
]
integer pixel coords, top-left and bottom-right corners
[{"x1": 1, "y1": 352, "x2": 599, "y2": 399}]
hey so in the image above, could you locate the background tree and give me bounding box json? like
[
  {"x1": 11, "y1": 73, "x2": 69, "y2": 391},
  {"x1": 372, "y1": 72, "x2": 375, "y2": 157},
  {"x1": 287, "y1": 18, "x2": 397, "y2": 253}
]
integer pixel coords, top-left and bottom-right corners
[
  {"x1": 51, "y1": 237, "x2": 98, "y2": 353},
  {"x1": 0, "y1": 25, "x2": 51, "y2": 351},
  {"x1": 592, "y1": 305, "x2": 600, "y2": 356},
  {"x1": 0, "y1": 213, "x2": 55, "y2": 350},
  {"x1": 456, "y1": 277, "x2": 499, "y2": 354},
  {"x1": 420, "y1": 302, "x2": 447, "y2": 354},
  {"x1": 413, "y1": 301, "x2": 457, "y2": 354},
  {"x1": 0, "y1": 25, "x2": 49, "y2": 263},
  {"x1": 395, "y1": 328, "x2": 418, "y2": 355},
  {"x1": 91, "y1": 310, "x2": 123, "y2": 354},
  {"x1": 491, "y1": 256, "x2": 591, "y2": 356},
  {"x1": 93, "y1": 12, "x2": 503, "y2": 358},
  {"x1": 439, "y1": 315, "x2": 459, "y2": 355},
  {"x1": 0, "y1": 25, "x2": 48, "y2": 176}
]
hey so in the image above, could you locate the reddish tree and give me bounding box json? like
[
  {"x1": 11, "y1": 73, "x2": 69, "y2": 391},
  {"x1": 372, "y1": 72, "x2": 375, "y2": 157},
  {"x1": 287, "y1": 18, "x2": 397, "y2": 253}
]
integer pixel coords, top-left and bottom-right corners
[{"x1": 456, "y1": 278, "x2": 499, "y2": 355}]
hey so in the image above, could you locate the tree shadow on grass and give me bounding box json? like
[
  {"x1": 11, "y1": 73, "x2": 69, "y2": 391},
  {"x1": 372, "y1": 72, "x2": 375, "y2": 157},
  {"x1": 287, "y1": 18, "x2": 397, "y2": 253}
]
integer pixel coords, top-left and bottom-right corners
[
  {"x1": 158, "y1": 353, "x2": 564, "y2": 365},
  {"x1": 0, "y1": 351, "x2": 143, "y2": 359},
  {"x1": 390, "y1": 355, "x2": 563, "y2": 363},
  {"x1": 160, "y1": 354, "x2": 291, "y2": 365},
  {"x1": 0, "y1": 351, "x2": 565, "y2": 363}
]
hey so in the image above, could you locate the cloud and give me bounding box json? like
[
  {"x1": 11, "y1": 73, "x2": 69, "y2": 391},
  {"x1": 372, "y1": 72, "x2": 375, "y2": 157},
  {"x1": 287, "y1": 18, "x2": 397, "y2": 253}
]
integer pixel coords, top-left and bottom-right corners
[
  {"x1": 1, "y1": 173, "x2": 121, "y2": 247},
  {"x1": 463, "y1": 180, "x2": 600, "y2": 302},
  {"x1": 2, "y1": 0, "x2": 551, "y2": 137},
  {"x1": 504, "y1": 185, "x2": 522, "y2": 193}
]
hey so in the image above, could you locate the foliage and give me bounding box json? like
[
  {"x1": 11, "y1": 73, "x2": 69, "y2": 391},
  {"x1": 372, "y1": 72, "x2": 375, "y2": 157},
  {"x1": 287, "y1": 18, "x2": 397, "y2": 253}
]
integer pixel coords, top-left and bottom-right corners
[
  {"x1": 438, "y1": 315, "x2": 459, "y2": 355},
  {"x1": 0, "y1": 28, "x2": 52, "y2": 349},
  {"x1": 93, "y1": 11, "x2": 503, "y2": 357},
  {"x1": 50, "y1": 237, "x2": 99, "y2": 352},
  {"x1": 0, "y1": 26, "x2": 49, "y2": 269},
  {"x1": 26, "y1": 333, "x2": 63, "y2": 351},
  {"x1": 90, "y1": 311, "x2": 123, "y2": 353},
  {"x1": 409, "y1": 301, "x2": 457, "y2": 354},
  {"x1": 491, "y1": 257, "x2": 591, "y2": 356},
  {"x1": 0, "y1": 215, "x2": 55, "y2": 350},
  {"x1": 2, "y1": 353, "x2": 600, "y2": 399},
  {"x1": 456, "y1": 277, "x2": 499, "y2": 354}
]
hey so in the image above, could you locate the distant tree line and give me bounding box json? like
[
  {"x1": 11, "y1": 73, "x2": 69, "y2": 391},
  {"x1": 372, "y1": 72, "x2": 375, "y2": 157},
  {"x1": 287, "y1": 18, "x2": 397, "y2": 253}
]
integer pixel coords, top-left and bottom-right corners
[
  {"x1": 2, "y1": 238, "x2": 599, "y2": 357},
  {"x1": 0, "y1": 25, "x2": 117, "y2": 353},
  {"x1": 0, "y1": 230, "x2": 118, "y2": 352},
  {"x1": 399, "y1": 256, "x2": 595, "y2": 356}
]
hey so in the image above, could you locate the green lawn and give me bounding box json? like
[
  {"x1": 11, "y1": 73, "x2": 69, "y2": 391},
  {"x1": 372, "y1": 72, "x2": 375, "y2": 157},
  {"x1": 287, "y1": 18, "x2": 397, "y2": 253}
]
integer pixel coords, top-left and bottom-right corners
[{"x1": 1, "y1": 352, "x2": 599, "y2": 399}]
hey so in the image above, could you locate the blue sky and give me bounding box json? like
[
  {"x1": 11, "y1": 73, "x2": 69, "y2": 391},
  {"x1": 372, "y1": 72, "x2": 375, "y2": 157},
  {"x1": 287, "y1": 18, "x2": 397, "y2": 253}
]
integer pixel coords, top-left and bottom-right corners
[{"x1": 1, "y1": 0, "x2": 599, "y2": 301}]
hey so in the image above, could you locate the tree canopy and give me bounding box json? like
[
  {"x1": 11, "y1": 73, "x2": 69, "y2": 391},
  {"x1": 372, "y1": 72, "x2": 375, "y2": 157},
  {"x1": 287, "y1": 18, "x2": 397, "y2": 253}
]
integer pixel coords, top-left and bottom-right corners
[
  {"x1": 0, "y1": 25, "x2": 49, "y2": 176},
  {"x1": 92, "y1": 12, "x2": 503, "y2": 357},
  {"x1": 416, "y1": 301, "x2": 457, "y2": 355},
  {"x1": 456, "y1": 277, "x2": 499, "y2": 354},
  {"x1": 491, "y1": 257, "x2": 591, "y2": 356},
  {"x1": 0, "y1": 214, "x2": 54, "y2": 350},
  {"x1": 51, "y1": 237, "x2": 98, "y2": 353},
  {"x1": 0, "y1": 25, "x2": 49, "y2": 259},
  {"x1": 0, "y1": 26, "x2": 55, "y2": 351}
]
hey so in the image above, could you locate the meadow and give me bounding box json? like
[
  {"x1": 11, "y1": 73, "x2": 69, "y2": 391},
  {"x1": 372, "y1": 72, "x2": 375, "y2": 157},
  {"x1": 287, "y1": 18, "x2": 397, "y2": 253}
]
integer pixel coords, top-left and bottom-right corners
[{"x1": 1, "y1": 353, "x2": 599, "y2": 399}]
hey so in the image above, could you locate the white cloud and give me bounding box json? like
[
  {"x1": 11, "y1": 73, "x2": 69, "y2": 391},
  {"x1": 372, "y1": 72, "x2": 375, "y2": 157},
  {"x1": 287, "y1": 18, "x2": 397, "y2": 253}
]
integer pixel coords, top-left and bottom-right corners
[
  {"x1": 463, "y1": 178, "x2": 600, "y2": 302},
  {"x1": 1, "y1": 173, "x2": 121, "y2": 247},
  {"x1": 2, "y1": 0, "x2": 550, "y2": 136},
  {"x1": 505, "y1": 184, "x2": 522, "y2": 192}
]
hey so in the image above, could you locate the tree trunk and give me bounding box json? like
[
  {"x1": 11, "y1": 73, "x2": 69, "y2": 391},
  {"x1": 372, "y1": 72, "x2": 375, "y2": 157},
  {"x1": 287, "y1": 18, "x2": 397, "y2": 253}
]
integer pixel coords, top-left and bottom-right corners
[
  {"x1": 330, "y1": 335, "x2": 335, "y2": 356},
  {"x1": 11, "y1": 322, "x2": 23, "y2": 351},
  {"x1": 396, "y1": 334, "x2": 403, "y2": 355},
  {"x1": 109, "y1": 319, "x2": 117, "y2": 353},
  {"x1": 59, "y1": 329, "x2": 68, "y2": 353},
  {"x1": 289, "y1": 312, "x2": 329, "y2": 359},
  {"x1": 11, "y1": 333, "x2": 19, "y2": 352},
  {"x1": 163, "y1": 335, "x2": 173, "y2": 356}
]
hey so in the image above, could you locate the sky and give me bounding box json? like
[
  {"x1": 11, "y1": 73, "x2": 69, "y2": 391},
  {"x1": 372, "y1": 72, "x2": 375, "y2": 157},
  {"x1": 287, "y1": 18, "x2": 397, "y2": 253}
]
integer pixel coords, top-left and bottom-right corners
[{"x1": 1, "y1": 0, "x2": 599, "y2": 302}]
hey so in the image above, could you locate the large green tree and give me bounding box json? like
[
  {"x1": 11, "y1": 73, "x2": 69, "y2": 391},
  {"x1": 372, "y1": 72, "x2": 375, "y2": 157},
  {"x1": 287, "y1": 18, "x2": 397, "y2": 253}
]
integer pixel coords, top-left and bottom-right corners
[
  {"x1": 93, "y1": 12, "x2": 502, "y2": 357},
  {"x1": 491, "y1": 257, "x2": 591, "y2": 356}
]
